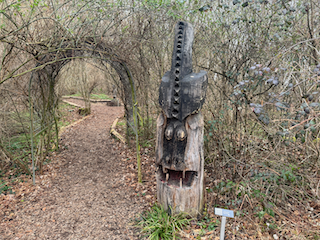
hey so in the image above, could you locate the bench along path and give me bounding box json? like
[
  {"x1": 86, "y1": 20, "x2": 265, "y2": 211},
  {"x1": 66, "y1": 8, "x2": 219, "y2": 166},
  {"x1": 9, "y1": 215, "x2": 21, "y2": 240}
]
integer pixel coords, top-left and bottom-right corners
[{"x1": 10, "y1": 100, "x2": 147, "y2": 239}]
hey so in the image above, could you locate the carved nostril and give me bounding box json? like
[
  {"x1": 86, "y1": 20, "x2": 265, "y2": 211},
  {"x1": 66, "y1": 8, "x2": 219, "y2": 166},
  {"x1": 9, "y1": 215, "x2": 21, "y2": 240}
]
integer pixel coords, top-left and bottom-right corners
[
  {"x1": 176, "y1": 127, "x2": 187, "y2": 141},
  {"x1": 165, "y1": 125, "x2": 174, "y2": 140}
]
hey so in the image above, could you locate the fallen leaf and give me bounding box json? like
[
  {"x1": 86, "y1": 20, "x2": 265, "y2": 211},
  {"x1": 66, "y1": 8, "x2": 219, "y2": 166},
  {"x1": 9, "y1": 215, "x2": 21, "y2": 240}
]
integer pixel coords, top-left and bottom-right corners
[
  {"x1": 206, "y1": 230, "x2": 214, "y2": 235},
  {"x1": 293, "y1": 210, "x2": 300, "y2": 215}
]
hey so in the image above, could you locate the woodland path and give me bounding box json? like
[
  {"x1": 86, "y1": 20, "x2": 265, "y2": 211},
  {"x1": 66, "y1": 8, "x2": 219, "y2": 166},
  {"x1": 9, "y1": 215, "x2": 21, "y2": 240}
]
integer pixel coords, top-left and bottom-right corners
[{"x1": 2, "y1": 100, "x2": 154, "y2": 240}]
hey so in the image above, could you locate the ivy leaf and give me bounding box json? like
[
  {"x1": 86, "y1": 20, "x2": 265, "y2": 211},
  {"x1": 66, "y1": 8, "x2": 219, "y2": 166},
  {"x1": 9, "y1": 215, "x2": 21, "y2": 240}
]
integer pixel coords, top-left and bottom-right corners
[
  {"x1": 272, "y1": 79, "x2": 279, "y2": 86},
  {"x1": 250, "y1": 66, "x2": 256, "y2": 70},
  {"x1": 258, "y1": 114, "x2": 269, "y2": 125},
  {"x1": 242, "y1": 2, "x2": 249, "y2": 7},
  {"x1": 233, "y1": 0, "x2": 240, "y2": 5},
  {"x1": 277, "y1": 131, "x2": 289, "y2": 136},
  {"x1": 304, "y1": 107, "x2": 310, "y2": 114},
  {"x1": 199, "y1": 4, "x2": 211, "y2": 12},
  {"x1": 310, "y1": 102, "x2": 320, "y2": 108},
  {"x1": 301, "y1": 103, "x2": 308, "y2": 108},
  {"x1": 254, "y1": 108, "x2": 262, "y2": 114},
  {"x1": 275, "y1": 102, "x2": 287, "y2": 110},
  {"x1": 250, "y1": 103, "x2": 256, "y2": 107}
]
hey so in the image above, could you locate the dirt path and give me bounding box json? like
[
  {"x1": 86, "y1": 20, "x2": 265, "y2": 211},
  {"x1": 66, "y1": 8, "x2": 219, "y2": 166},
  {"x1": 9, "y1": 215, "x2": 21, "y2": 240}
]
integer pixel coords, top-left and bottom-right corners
[{"x1": 3, "y1": 100, "x2": 152, "y2": 240}]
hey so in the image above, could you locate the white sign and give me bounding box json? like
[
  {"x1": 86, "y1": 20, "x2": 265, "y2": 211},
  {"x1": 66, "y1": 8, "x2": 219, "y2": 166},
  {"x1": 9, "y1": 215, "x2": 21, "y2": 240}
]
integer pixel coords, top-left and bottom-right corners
[{"x1": 215, "y1": 208, "x2": 234, "y2": 218}]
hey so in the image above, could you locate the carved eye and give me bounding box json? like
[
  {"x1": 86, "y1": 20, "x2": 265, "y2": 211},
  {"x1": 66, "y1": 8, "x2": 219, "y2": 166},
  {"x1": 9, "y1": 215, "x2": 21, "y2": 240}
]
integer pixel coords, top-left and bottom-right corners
[
  {"x1": 165, "y1": 125, "x2": 174, "y2": 141},
  {"x1": 176, "y1": 127, "x2": 187, "y2": 141}
]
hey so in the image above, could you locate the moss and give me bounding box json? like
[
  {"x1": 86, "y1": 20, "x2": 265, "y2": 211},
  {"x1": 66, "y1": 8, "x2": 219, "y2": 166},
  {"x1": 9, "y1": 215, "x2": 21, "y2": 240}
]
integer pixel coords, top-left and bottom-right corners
[{"x1": 78, "y1": 108, "x2": 91, "y2": 116}]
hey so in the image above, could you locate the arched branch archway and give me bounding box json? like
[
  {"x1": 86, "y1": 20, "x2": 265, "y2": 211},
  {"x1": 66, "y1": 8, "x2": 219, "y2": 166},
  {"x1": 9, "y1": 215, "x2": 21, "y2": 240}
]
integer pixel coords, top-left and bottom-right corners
[{"x1": 30, "y1": 38, "x2": 135, "y2": 126}]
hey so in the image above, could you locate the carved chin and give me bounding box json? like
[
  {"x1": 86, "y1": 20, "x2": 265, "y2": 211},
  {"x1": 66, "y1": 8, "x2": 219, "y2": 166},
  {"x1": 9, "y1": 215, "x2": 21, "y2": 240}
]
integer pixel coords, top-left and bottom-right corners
[{"x1": 157, "y1": 165, "x2": 197, "y2": 188}]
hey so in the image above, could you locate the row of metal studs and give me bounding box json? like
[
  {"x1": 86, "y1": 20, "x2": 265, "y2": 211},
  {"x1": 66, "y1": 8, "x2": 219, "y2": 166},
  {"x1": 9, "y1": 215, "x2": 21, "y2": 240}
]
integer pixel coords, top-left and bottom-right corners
[{"x1": 172, "y1": 21, "x2": 184, "y2": 119}]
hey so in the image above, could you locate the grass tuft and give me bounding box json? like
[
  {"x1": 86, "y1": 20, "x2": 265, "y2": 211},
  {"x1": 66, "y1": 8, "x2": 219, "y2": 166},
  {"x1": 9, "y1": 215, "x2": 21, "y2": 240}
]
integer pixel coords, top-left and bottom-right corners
[{"x1": 136, "y1": 204, "x2": 191, "y2": 240}]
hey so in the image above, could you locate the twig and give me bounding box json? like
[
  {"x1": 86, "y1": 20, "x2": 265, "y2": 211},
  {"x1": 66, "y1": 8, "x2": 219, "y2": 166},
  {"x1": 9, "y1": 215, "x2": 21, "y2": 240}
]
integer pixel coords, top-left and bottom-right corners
[
  {"x1": 289, "y1": 113, "x2": 320, "y2": 130},
  {"x1": 239, "y1": 194, "x2": 253, "y2": 210}
]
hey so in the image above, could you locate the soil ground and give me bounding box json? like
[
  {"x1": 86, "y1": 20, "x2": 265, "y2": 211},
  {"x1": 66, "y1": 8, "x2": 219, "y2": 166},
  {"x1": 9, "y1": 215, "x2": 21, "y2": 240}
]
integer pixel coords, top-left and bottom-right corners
[{"x1": 0, "y1": 100, "x2": 156, "y2": 240}]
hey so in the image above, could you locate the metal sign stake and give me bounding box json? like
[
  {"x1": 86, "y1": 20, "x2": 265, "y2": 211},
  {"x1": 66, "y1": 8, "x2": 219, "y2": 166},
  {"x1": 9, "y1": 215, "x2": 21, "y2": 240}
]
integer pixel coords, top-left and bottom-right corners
[
  {"x1": 220, "y1": 216, "x2": 227, "y2": 240},
  {"x1": 215, "y1": 208, "x2": 234, "y2": 240}
]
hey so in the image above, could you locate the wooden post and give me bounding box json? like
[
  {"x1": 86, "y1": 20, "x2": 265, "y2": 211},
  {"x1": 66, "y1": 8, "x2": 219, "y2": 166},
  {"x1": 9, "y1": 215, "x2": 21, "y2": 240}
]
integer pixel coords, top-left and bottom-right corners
[{"x1": 156, "y1": 21, "x2": 208, "y2": 217}]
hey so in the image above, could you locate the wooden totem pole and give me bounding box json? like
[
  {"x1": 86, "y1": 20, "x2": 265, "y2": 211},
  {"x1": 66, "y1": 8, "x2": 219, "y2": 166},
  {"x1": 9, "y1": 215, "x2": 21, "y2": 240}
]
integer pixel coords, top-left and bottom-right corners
[{"x1": 156, "y1": 21, "x2": 208, "y2": 217}]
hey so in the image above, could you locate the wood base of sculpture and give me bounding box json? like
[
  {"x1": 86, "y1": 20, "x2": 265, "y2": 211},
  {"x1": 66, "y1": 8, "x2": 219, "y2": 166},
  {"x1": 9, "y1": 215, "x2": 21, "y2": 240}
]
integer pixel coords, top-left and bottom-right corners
[
  {"x1": 156, "y1": 170, "x2": 205, "y2": 217},
  {"x1": 156, "y1": 112, "x2": 205, "y2": 217}
]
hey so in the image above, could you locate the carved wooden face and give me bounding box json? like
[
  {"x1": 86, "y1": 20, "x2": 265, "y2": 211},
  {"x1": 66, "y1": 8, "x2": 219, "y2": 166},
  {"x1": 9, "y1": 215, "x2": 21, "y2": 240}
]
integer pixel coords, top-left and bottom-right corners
[
  {"x1": 162, "y1": 119, "x2": 187, "y2": 170},
  {"x1": 156, "y1": 113, "x2": 203, "y2": 189}
]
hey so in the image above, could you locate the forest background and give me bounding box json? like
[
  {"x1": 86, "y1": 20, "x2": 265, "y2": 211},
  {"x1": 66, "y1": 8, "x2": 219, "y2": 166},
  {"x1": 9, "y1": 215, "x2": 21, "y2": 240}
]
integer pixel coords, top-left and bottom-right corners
[{"x1": 0, "y1": 0, "x2": 320, "y2": 238}]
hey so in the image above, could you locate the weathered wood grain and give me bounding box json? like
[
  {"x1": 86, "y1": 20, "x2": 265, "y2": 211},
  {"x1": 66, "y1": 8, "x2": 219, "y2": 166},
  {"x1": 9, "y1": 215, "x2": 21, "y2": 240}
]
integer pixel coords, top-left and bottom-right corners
[{"x1": 156, "y1": 112, "x2": 205, "y2": 217}]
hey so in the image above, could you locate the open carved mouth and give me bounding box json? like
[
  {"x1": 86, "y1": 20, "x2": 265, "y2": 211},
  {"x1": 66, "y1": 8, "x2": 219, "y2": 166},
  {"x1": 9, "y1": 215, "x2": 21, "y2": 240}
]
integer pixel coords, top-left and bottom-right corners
[{"x1": 157, "y1": 165, "x2": 197, "y2": 188}]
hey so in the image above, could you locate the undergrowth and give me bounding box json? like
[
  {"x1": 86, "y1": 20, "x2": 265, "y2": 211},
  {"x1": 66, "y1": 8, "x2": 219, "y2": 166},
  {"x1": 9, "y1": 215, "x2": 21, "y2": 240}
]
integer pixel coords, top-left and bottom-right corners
[
  {"x1": 0, "y1": 102, "x2": 81, "y2": 189},
  {"x1": 136, "y1": 204, "x2": 191, "y2": 240}
]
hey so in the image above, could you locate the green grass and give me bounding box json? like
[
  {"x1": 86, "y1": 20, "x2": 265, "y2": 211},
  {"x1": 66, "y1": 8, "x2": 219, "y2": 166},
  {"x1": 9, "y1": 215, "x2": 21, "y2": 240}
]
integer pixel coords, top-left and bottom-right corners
[
  {"x1": 0, "y1": 179, "x2": 12, "y2": 194},
  {"x1": 136, "y1": 204, "x2": 191, "y2": 240},
  {"x1": 59, "y1": 102, "x2": 77, "y2": 111},
  {"x1": 65, "y1": 93, "x2": 82, "y2": 98},
  {"x1": 57, "y1": 102, "x2": 77, "y2": 128},
  {"x1": 90, "y1": 93, "x2": 112, "y2": 100},
  {"x1": 64, "y1": 93, "x2": 112, "y2": 100},
  {"x1": 117, "y1": 121, "x2": 126, "y2": 126},
  {"x1": 8, "y1": 134, "x2": 30, "y2": 150}
]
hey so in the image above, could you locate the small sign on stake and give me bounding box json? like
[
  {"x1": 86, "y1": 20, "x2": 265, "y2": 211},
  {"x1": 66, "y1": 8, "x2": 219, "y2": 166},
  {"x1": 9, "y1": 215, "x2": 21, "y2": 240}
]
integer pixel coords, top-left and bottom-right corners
[{"x1": 215, "y1": 208, "x2": 234, "y2": 240}]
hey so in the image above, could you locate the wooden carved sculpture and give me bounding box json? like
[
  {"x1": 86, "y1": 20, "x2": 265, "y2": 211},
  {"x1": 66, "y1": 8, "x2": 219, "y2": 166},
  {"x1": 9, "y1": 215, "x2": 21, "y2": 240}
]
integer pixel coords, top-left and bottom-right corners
[{"x1": 156, "y1": 21, "x2": 208, "y2": 217}]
